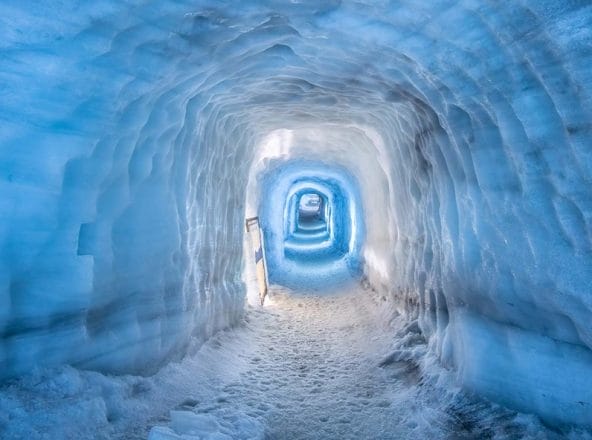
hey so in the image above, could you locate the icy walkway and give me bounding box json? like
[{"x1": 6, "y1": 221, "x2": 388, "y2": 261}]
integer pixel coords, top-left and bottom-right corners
[
  {"x1": 1, "y1": 285, "x2": 588, "y2": 439},
  {"x1": 147, "y1": 286, "x2": 576, "y2": 440}
]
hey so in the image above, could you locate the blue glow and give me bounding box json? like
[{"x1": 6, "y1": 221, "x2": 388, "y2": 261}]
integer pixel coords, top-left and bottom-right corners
[{"x1": 259, "y1": 160, "x2": 364, "y2": 290}]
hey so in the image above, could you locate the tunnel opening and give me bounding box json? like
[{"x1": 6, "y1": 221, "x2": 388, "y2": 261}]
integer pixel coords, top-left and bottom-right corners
[
  {"x1": 288, "y1": 190, "x2": 330, "y2": 238},
  {"x1": 253, "y1": 159, "x2": 365, "y2": 291},
  {"x1": 296, "y1": 193, "x2": 326, "y2": 228}
]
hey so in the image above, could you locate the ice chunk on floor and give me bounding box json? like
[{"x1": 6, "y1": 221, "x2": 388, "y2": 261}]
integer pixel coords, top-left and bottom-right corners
[{"x1": 148, "y1": 410, "x2": 263, "y2": 440}]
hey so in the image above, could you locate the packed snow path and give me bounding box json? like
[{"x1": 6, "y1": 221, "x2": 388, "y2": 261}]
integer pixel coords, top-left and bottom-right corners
[
  {"x1": 146, "y1": 286, "x2": 578, "y2": 440},
  {"x1": 216, "y1": 289, "x2": 405, "y2": 439}
]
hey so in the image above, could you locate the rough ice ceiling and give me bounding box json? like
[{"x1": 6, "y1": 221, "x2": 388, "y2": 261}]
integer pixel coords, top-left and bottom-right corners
[{"x1": 1, "y1": 0, "x2": 591, "y2": 429}]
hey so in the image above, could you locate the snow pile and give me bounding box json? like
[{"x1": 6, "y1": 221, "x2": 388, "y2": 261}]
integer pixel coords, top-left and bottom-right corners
[
  {"x1": 0, "y1": 0, "x2": 591, "y2": 428},
  {"x1": 0, "y1": 320, "x2": 261, "y2": 439}
]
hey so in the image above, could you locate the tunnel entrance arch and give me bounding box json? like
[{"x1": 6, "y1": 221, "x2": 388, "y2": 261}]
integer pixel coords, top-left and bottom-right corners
[
  {"x1": 286, "y1": 189, "x2": 330, "y2": 237},
  {"x1": 297, "y1": 193, "x2": 326, "y2": 226},
  {"x1": 256, "y1": 160, "x2": 365, "y2": 291}
]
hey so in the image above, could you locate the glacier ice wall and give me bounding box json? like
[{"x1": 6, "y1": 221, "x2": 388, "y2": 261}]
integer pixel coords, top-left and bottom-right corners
[{"x1": 1, "y1": 0, "x2": 591, "y2": 427}]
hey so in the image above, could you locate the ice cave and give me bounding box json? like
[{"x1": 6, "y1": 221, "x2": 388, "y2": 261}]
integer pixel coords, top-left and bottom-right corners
[{"x1": 0, "y1": 1, "x2": 591, "y2": 439}]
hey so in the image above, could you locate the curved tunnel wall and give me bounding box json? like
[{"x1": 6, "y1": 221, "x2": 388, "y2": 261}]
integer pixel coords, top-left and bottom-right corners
[{"x1": 0, "y1": 0, "x2": 591, "y2": 427}]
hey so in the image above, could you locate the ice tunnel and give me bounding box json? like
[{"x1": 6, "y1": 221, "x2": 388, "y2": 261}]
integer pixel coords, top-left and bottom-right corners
[
  {"x1": 1, "y1": 0, "x2": 592, "y2": 437},
  {"x1": 255, "y1": 159, "x2": 364, "y2": 290}
]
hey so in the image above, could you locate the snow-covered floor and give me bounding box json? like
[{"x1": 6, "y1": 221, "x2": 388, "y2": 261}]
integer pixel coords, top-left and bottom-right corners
[{"x1": 1, "y1": 285, "x2": 590, "y2": 439}]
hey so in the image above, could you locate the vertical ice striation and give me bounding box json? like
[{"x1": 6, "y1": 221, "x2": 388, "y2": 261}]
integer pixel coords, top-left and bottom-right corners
[{"x1": 0, "y1": 0, "x2": 591, "y2": 428}]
